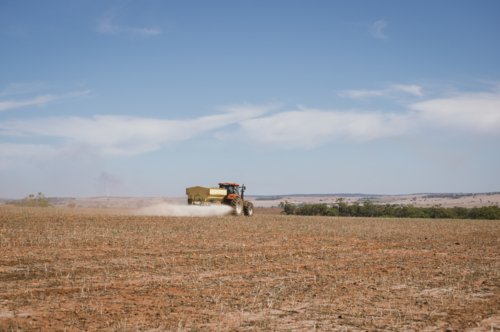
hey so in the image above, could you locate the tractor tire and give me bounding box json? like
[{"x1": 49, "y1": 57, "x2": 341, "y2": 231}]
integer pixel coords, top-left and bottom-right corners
[
  {"x1": 188, "y1": 198, "x2": 193, "y2": 205},
  {"x1": 244, "y1": 201, "x2": 254, "y2": 216},
  {"x1": 231, "y1": 196, "x2": 243, "y2": 216}
]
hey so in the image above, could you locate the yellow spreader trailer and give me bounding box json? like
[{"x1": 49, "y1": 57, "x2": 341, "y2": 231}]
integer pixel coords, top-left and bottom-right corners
[
  {"x1": 186, "y1": 186, "x2": 227, "y2": 205},
  {"x1": 186, "y1": 183, "x2": 254, "y2": 216}
]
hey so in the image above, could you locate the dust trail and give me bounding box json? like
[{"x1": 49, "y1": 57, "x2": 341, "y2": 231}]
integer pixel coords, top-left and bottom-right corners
[{"x1": 135, "y1": 203, "x2": 232, "y2": 217}]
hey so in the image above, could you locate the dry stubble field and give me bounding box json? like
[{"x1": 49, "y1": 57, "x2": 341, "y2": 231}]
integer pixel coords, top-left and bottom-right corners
[{"x1": 0, "y1": 206, "x2": 499, "y2": 331}]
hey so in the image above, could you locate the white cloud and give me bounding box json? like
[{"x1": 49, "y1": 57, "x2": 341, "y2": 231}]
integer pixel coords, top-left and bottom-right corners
[
  {"x1": 0, "y1": 90, "x2": 90, "y2": 112},
  {"x1": 392, "y1": 84, "x2": 423, "y2": 96},
  {"x1": 339, "y1": 84, "x2": 423, "y2": 99},
  {"x1": 239, "y1": 106, "x2": 412, "y2": 149},
  {"x1": 1, "y1": 89, "x2": 498, "y2": 161},
  {"x1": 370, "y1": 19, "x2": 388, "y2": 40},
  {"x1": 338, "y1": 89, "x2": 385, "y2": 99},
  {"x1": 239, "y1": 88, "x2": 500, "y2": 149},
  {"x1": 0, "y1": 95, "x2": 56, "y2": 112},
  {"x1": 410, "y1": 91, "x2": 500, "y2": 134},
  {"x1": 96, "y1": 14, "x2": 161, "y2": 37},
  {"x1": 0, "y1": 104, "x2": 278, "y2": 157}
]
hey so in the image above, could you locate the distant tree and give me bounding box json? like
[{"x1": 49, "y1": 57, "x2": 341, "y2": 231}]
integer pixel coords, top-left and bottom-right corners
[
  {"x1": 280, "y1": 201, "x2": 297, "y2": 215},
  {"x1": 361, "y1": 199, "x2": 376, "y2": 217},
  {"x1": 67, "y1": 202, "x2": 76, "y2": 208},
  {"x1": 335, "y1": 198, "x2": 348, "y2": 216},
  {"x1": 7, "y1": 192, "x2": 52, "y2": 207}
]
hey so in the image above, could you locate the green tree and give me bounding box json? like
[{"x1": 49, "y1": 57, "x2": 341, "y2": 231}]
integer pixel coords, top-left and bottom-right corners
[{"x1": 280, "y1": 201, "x2": 297, "y2": 215}]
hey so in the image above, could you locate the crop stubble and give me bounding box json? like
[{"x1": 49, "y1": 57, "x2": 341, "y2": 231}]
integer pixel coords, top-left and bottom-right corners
[{"x1": 0, "y1": 206, "x2": 499, "y2": 331}]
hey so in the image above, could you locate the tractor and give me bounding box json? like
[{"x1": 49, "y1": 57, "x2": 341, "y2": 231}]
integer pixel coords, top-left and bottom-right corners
[{"x1": 186, "y1": 183, "x2": 254, "y2": 216}]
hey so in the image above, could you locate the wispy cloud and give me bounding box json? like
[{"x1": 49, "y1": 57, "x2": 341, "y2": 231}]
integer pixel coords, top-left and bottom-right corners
[
  {"x1": 0, "y1": 104, "x2": 278, "y2": 157},
  {"x1": 0, "y1": 90, "x2": 90, "y2": 112},
  {"x1": 409, "y1": 91, "x2": 500, "y2": 134},
  {"x1": 242, "y1": 88, "x2": 500, "y2": 149},
  {"x1": 338, "y1": 89, "x2": 385, "y2": 99},
  {"x1": 339, "y1": 84, "x2": 423, "y2": 99},
  {"x1": 370, "y1": 19, "x2": 388, "y2": 40},
  {"x1": 1, "y1": 88, "x2": 498, "y2": 161},
  {"x1": 392, "y1": 84, "x2": 423, "y2": 96},
  {"x1": 238, "y1": 106, "x2": 412, "y2": 149},
  {"x1": 0, "y1": 95, "x2": 56, "y2": 112},
  {"x1": 96, "y1": 14, "x2": 161, "y2": 37}
]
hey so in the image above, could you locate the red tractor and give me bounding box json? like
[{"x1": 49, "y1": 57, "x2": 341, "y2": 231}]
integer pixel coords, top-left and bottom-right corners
[{"x1": 218, "y1": 183, "x2": 254, "y2": 216}]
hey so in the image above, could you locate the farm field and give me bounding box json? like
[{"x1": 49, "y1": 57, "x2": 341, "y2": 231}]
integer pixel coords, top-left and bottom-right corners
[{"x1": 1, "y1": 206, "x2": 499, "y2": 331}]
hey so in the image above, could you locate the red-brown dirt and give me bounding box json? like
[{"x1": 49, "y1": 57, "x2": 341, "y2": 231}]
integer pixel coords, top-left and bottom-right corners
[
  {"x1": 0, "y1": 206, "x2": 499, "y2": 331},
  {"x1": 254, "y1": 208, "x2": 283, "y2": 215}
]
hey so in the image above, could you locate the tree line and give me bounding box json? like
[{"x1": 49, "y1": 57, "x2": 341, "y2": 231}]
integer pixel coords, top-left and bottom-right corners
[
  {"x1": 279, "y1": 199, "x2": 500, "y2": 220},
  {"x1": 6, "y1": 192, "x2": 52, "y2": 207},
  {"x1": 422, "y1": 193, "x2": 473, "y2": 199},
  {"x1": 255, "y1": 196, "x2": 283, "y2": 201}
]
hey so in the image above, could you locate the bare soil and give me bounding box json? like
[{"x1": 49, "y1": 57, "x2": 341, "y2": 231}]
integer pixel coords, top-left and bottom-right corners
[
  {"x1": 1, "y1": 206, "x2": 499, "y2": 331},
  {"x1": 254, "y1": 208, "x2": 283, "y2": 215}
]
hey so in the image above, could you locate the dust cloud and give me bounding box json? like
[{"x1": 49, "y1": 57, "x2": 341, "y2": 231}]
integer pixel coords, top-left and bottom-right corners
[{"x1": 135, "y1": 203, "x2": 232, "y2": 217}]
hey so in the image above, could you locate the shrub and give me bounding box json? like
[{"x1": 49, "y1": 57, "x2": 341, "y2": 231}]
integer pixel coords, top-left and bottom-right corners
[
  {"x1": 279, "y1": 201, "x2": 297, "y2": 215},
  {"x1": 280, "y1": 201, "x2": 500, "y2": 220}
]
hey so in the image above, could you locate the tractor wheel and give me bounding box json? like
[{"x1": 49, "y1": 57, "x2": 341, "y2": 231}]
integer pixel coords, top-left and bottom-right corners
[
  {"x1": 244, "y1": 201, "x2": 254, "y2": 216},
  {"x1": 187, "y1": 198, "x2": 193, "y2": 205},
  {"x1": 231, "y1": 196, "x2": 243, "y2": 216}
]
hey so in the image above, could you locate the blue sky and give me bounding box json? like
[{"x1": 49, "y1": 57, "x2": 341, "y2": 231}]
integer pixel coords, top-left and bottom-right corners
[{"x1": 1, "y1": 0, "x2": 499, "y2": 198}]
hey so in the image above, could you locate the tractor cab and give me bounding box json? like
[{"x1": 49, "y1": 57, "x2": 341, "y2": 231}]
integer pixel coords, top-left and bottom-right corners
[{"x1": 218, "y1": 183, "x2": 240, "y2": 196}]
